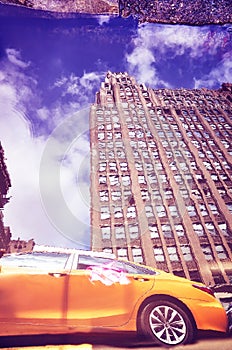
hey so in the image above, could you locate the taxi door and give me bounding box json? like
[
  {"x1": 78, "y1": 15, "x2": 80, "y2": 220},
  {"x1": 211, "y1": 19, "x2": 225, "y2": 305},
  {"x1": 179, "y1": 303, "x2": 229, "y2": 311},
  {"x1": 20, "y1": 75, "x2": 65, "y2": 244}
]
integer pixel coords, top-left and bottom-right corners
[
  {"x1": 66, "y1": 255, "x2": 155, "y2": 329},
  {"x1": 0, "y1": 268, "x2": 68, "y2": 335}
]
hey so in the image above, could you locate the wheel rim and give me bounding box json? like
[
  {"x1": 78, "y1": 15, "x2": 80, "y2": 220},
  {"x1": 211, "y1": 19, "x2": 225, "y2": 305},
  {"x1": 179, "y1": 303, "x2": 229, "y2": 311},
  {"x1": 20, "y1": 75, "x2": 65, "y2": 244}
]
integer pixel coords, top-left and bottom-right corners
[{"x1": 149, "y1": 305, "x2": 187, "y2": 345}]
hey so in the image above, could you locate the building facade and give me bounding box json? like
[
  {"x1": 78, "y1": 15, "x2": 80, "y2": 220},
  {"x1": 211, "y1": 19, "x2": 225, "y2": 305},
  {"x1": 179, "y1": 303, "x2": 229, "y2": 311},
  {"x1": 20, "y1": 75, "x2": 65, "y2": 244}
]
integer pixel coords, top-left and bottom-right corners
[
  {"x1": 7, "y1": 238, "x2": 35, "y2": 254},
  {"x1": 90, "y1": 72, "x2": 232, "y2": 286},
  {"x1": 0, "y1": 142, "x2": 11, "y2": 253}
]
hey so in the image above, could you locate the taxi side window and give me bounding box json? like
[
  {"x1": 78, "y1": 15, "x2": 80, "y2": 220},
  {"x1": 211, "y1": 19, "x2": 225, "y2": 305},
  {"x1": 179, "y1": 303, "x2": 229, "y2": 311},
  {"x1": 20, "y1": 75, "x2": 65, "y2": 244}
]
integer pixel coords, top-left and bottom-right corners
[
  {"x1": 77, "y1": 255, "x2": 113, "y2": 270},
  {"x1": 111, "y1": 260, "x2": 156, "y2": 275},
  {"x1": 77, "y1": 255, "x2": 156, "y2": 275}
]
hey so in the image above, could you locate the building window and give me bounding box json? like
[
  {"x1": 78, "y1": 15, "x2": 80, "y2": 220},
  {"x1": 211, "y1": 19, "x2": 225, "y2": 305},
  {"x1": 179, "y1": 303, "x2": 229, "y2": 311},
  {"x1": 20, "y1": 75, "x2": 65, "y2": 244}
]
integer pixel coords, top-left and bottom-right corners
[
  {"x1": 115, "y1": 226, "x2": 125, "y2": 239},
  {"x1": 159, "y1": 174, "x2": 168, "y2": 183},
  {"x1": 169, "y1": 205, "x2": 179, "y2": 217},
  {"x1": 129, "y1": 225, "x2": 139, "y2": 239},
  {"x1": 138, "y1": 140, "x2": 146, "y2": 148},
  {"x1": 117, "y1": 248, "x2": 128, "y2": 259},
  {"x1": 201, "y1": 245, "x2": 214, "y2": 261},
  {"x1": 109, "y1": 175, "x2": 119, "y2": 186},
  {"x1": 181, "y1": 245, "x2": 193, "y2": 261},
  {"x1": 180, "y1": 188, "x2": 189, "y2": 199},
  {"x1": 213, "y1": 273, "x2": 226, "y2": 285},
  {"x1": 208, "y1": 203, "x2": 219, "y2": 215},
  {"x1": 180, "y1": 162, "x2": 188, "y2": 171},
  {"x1": 138, "y1": 175, "x2": 146, "y2": 184},
  {"x1": 98, "y1": 132, "x2": 105, "y2": 141},
  {"x1": 141, "y1": 189, "x2": 149, "y2": 200},
  {"x1": 189, "y1": 270, "x2": 202, "y2": 283},
  {"x1": 193, "y1": 223, "x2": 205, "y2": 237},
  {"x1": 99, "y1": 162, "x2": 107, "y2": 172},
  {"x1": 156, "y1": 205, "x2": 166, "y2": 218},
  {"x1": 219, "y1": 222, "x2": 230, "y2": 237},
  {"x1": 103, "y1": 248, "x2": 113, "y2": 254},
  {"x1": 124, "y1": 190, "x2": 132, "y2": 201},
  {"x1": 226, "y1": 203, "x2": 232, "y2": 214},
  {"x1": 164, "y1": 189, "x2": 173, "y2": 200},
  {"x1": 99, "y1": 175, "x2": 107, "y2": 185},
  {"x1": 205, "y1": 222, "x2": 217, "y2": 236},
  {"x1": 101, "y1": 226, "x2": 111, "y2": 239},
  {"x1": 149, "y1": 224, "x2": 159, "y2": 239},
  {"x1": 111, "y1": 191, "x2": 121, "y2": 201},
  {"x1": 190, "y1": 161, "x2": 197, "y2": 170},
  {"x1": 148, "y1": 174, "x2": 157, "y2": 184},
  {"x1": 133, "y1": 150, "x2": 140, "y2": 158},
  {"x1": 145, "y1": 162, "x2": 153, "y2": 171},
  {"x1": 122, "y1": 175, "x2": 131, "y2": 187},
  {"x1": 127, "y1": 206, "x2": 136, "y2": 219},
  {"x1": 174, "y1": 174, "x2": 183, "y2": 184},
  {"x1": 100, "y1": 207, "x2": 110, "y2": 220},
  {"x1": 211, "y1": 174, "x2": 218, "y2": 181},
  {"x1": 100, "y1": 190, "x2": 109, "y2": 202},
  {"x1": 120, "y1": 162, "x2": 128, "y2": 171},
  {"x1": 191, "y1": 189, "x2": 202, "y2": 200},
  {"x1": 117, "y1": 149, "x2": 125, "y2": 158},
  {"x1": 145, "y1": 205, "x2": 154, "y2": 218},
  {"x1": 167, "y1": 246, "x2": 179, "y2": 262},
  {"x1": 187, "y1": 205, "x2": 197, "y2": 217},
  {"x1": 109, "y1": 162, "x2": 117, "y2": 171},
  {"x1": 132, "y1": 247, "x2": 143, "y2": 263},
  {"x1": 152, "y1": 190, "x2": 161, "y2": 200},
  {"x1": 199, "y1": 204, "x2": 208, "y2": 217},
  {"x1": 114, "y1": 207, "x2": 123, "y2": 219},
  {"x1": 155, "y1": 162, "x2": 163, "y2": 170},
  {"x1": 161, "y1": 224, "x2": 173, "y2": 238},
  {"x1": 135, "y1": 162, "x2": 143, "y2": 171},
  {"x1": 154, "y1": 247, "x2": 165, "y2": 262},
  {"x1": 99, "y1": 151, "x2": 106, "y2": 160},
  {"x1": 108, "y1": 150, "x2": 114, "y2": 158},
  {"x1": 175, "y1": 224, "x2": 185, "y2": 237},
  {"x1": 215, "y1": 245, "x2": 228, "y2": 260}
]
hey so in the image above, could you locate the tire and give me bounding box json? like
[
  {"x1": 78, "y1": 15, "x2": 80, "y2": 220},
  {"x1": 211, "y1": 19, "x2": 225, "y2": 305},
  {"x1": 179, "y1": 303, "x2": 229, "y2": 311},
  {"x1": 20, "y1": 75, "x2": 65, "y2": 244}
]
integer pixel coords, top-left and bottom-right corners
[{"x1": 140, "y1": 300, "x2": 195, "y2": 346}]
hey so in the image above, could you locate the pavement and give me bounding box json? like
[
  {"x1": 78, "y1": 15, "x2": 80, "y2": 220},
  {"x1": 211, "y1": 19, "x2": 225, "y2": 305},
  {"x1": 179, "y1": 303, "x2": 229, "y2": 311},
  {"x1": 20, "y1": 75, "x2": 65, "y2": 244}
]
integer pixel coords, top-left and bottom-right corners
[
  {"x1": 1, "y1": 332, "x2": 232, "y2": 350},
  {"x1": 1, "y1": 341, "x2": 232, "y2": 350}
]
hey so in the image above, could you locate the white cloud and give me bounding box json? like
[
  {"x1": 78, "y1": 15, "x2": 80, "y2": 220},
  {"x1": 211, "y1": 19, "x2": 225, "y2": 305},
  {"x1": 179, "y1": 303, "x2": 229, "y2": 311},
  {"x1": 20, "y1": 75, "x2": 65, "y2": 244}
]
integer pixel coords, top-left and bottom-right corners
[
  {"x1": 126, "y1": 23, "x2": 231, "y2": 88},
  {"x1": 34, "y1": 71, "x2": 103, "y2": 135},
  {"x1": 0, "y1": 98, "x2": 48, "y2": 244},
  {"x1": 80, "y1": 71, "x2": 102, "y2": 88},
  {"x1": 55, "y1": 71, "x2": 103, "y2": 99},
  {"x1": 0, "y1": 82, "x2": 16, "y2": 103},
  {"x1": 142, "y1": 25, "x2": 206, "y2": 57},
  {"x1": 97, "y1": 15, "x2": 111, "y2": 25},
  {"x1": 39, "y1": 109, "x2": 91, "y2": 248},
  {"x1": 126, "y1": 46, "x2": 157, "y2": 85},
  {"x1": 0, "y1": 50, "x2": 95, "y2": 249},
  {"x1": 194, "y1": 54, "x2": 232, "y2": 88},
  {"x1": 37, "y1": 107, "x2": 50, "y2": 121},
  {"x1": 6, "y1": 48, "x2": 30, "y2": 69}
]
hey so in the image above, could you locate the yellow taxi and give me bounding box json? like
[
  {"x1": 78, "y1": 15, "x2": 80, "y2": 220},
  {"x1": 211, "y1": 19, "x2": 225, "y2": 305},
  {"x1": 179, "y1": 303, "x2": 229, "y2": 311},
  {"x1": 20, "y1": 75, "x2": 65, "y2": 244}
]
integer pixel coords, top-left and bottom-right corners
[{"x1": 0, "y1": 250, "x2": 228, "y2": 346}]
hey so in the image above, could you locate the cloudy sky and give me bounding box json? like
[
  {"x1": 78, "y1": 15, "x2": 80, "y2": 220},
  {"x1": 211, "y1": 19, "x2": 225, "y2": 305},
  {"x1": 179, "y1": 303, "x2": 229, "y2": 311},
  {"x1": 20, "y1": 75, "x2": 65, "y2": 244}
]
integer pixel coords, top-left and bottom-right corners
[{"x1": 0, "y1": 6, "x2": 231, "y2": 249}]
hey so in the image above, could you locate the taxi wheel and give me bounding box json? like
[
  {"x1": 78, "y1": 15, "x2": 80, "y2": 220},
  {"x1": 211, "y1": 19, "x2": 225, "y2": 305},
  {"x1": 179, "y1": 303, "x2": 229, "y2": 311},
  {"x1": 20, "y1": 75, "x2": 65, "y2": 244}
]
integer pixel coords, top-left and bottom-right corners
[{"x1": 140, "y1": 300, "x2": 195, "y2": 346}]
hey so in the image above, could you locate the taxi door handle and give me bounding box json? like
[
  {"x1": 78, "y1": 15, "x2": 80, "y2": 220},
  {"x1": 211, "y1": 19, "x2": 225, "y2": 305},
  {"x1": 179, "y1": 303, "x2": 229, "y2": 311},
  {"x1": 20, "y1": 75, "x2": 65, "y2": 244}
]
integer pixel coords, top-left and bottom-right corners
[
  {"x1": 133, "y1": 276, "x2": 150, "y2": 282},
  {"x1": 48, "y1": 272, "x2": 67, "y2": 278}
]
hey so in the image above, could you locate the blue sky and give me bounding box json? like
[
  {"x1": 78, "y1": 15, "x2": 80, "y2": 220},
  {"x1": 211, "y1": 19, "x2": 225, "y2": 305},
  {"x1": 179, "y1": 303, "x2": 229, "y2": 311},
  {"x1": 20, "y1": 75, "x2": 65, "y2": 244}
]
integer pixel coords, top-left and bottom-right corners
[{"x1": 0, "y1": 7, "x2": 231, "y2": 249}]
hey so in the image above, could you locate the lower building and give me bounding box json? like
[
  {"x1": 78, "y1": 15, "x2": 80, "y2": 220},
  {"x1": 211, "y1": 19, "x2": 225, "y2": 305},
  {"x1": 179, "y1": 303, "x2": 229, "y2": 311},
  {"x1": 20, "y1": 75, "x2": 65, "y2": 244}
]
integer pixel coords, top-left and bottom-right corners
[
  {"x1": 90, "y1": 72, "x2": 232, "y2": 287},
  {"x1": 0, "y1": 142, "x2": 11, "y2": 254},
  {"x1": 7, "y1": 238, "x2": 35, "y2": 254},
  {"x1": 2, "y1": 0, "x2": 119, "y2": 15}
]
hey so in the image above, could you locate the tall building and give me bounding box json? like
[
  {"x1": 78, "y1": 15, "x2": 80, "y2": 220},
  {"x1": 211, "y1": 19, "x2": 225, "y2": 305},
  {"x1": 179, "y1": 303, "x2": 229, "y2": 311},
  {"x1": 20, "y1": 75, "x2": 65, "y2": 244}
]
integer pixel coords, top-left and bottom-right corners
[
  {"x1": 0, "y1": 142, "x2": 11, "y2": 253},
  {"x1": 90, "y1": 72, "x2": 232, "y2": 287}
]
